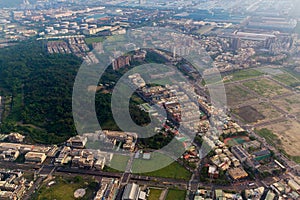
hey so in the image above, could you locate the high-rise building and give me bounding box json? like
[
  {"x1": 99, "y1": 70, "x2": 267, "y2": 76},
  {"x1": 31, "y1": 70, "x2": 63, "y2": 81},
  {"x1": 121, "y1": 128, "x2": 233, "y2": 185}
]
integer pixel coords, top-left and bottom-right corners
[
  {"x1": 139, "y1": 0, "x2": 146, "y2": 5},
  {"x1": 23, "y1": 0, "x2": 30, "y2": 5},
  {"x1": 231, "y1": 37, "x2": 241, "y2": 51}
]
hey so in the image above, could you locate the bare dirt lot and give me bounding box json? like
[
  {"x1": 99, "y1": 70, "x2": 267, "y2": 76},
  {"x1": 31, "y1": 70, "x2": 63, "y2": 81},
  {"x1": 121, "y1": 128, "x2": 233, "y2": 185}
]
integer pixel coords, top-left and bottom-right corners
[{"x1": 233, "y1": 105, "x2": 265, "y2": 123}]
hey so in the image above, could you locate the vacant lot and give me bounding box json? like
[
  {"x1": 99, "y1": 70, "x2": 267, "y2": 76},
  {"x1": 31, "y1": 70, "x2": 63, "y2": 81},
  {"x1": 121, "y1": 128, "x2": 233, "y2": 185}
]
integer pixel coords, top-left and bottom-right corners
[
  {"x1": 242, "y1": 78, "x2": 290, "y2": 98},
  {"x1": 251, "y1": 102, "x2": 281, "y2": 122},
  {"x1": 233, "y1": 105, "x2": 265, "y2": 123},
  {"x1": 225, "y1": 84, "x2": 257, "y2": 106},
  {"x1": 262, "y1": 120, "x2": 300, "y2": 157},
  {"x1": 271, "y1": 94, "x2": 300, "y2": 114},
  {"x1": 256, "y1": 128, "x2": 281, "y2": 147}
]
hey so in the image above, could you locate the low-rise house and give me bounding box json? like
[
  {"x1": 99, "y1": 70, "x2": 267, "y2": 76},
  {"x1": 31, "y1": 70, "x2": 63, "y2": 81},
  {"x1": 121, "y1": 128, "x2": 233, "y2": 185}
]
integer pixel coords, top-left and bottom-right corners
[
  {"x1": 228, "y1": 167, "x2": 248, "y2": 180},
  {"x1": 24, "y1": 152, "x2": 46, "y2": 164}
]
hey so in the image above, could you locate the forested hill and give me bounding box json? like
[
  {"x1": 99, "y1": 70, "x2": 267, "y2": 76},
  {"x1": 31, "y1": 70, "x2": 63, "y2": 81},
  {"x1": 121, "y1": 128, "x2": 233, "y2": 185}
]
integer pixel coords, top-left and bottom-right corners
[
  {"x1": 0, "y1": 40, "x2": 83, "y2": 143},
  {"x1": 0, "y1": 40, "x2": 154, "y2": 144}
]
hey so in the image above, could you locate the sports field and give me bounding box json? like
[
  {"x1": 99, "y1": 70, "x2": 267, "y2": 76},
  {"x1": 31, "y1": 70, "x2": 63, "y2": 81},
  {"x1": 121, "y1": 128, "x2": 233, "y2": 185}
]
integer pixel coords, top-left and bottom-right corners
[{"x1": 224, "y1": 136, "x2": 250, "y2": 147}]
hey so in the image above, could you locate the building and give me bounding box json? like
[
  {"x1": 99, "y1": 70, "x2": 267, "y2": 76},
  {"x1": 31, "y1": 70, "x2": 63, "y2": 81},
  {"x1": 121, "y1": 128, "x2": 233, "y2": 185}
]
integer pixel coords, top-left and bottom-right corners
[
  {"x1": 263, "y1": 190, "x2": 275, "y2": 200},
  {"x1": 228, "y1": 167, "x2": 248, "y2": 180},
  {"x1": 252, "y1": 149, "x2": 271, "y2": 161},
  {"x1": 208, "y1": 165, "x2": 219, "y2": 178},
  {"x1": 215, "y1": 189, "x2": 224, "y2": 200},
  {"x1": 122, "y1": 183, "x2": 140, "y2": 200},
  {"x1": 71, "y1": 151, "x2": 94, "y2": 169},
  {"x1": 231, "y1": 37, "x2": 241, "y2": 51},
  {"x1": 94, "y1": 178, "x2": 119, "y2": 200},
  {"x1": 0, "y1": 149, "x2": 20, "y2": 161},
  {"x1": 7, "y1": 133, "x2": 25, "y2": 143},
  {"x1": 112, "y1": 55, "x2": 131, "y2": 71},
  {"x1": 139, "y1": 0, "x2": 146, "y2": 5},
  {"x1": 24, "y1": 152, "x2": 47, "y2": 164},
  {"x1": 288, "y1": 179, "x2": 300, "y2": 191},
  {"x1": 67, "y1": 136, "x2": 87, "y2": 149},
  {"x1": 231, "y1": 145, "x2": 250, "y2": 162},
  {"x1": 94, "y1": 158, "x2": 105, "y2": 170}
]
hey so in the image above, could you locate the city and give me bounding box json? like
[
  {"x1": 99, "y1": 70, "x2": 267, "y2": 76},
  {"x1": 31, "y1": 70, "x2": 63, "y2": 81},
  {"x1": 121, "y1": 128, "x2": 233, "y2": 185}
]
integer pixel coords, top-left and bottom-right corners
[{"x1": 0, "y1": 0, "x2": 300, "y2": 200}]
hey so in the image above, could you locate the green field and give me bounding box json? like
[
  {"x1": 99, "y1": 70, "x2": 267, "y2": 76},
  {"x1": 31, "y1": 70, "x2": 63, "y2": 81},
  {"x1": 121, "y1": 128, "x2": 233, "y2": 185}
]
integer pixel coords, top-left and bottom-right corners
[
  {"x1": 108, "y1": 154, "x2": 130, "y2": 172},
  {"x1": 135, "y1": 155, "x2": 191, "y2": 181},
  {"x1": 242, "y1": 78, "x2": 287, "y2": 97},
  {"x1": 273, "y1": 73, "x2": 300, "y2": 86},
  {"x1": 225, "y1": 69, "x2": 264, "y2": 82},
  {"x1": 34, "y1": 176, "x2": 98, "y2": 200},
  {"x1": 256, "y1": 128, "x2": 281, "y2": 147},
  {"x1": 291, "y1": 156, "x2": 300, "y2": 164},
  {"x1": 84, "y1": 36, "x2": 106, "y2": 45},
  {"x1": 148, "y1": 188, "x2": 163, "y2": 200},
  {"x1": 165, "y1": 189, "x2": 186, "y2": 200},
  {"x1": 224, "y1": 136, "x2": 250, "y2": 147}
]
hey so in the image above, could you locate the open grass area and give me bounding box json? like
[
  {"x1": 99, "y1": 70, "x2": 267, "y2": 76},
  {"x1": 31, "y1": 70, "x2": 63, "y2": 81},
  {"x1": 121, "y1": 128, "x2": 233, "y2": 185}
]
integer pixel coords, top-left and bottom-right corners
[
  {"x1": 34, "y1": 176, "x2": 98, "y2": 200},
  {"x1": 148, "y1": 188, "x2": 163, "y2": 200},
  {"x1": 2, "y1": 93, "x2": 23, "y2": 122},
  {"x1": 165, "y1": 189, "x2": 186, "y2": 200},
  {"x1": 108, "y1": 154, "x2": 130, "y2": 172},
  {"x1": 271, "y1": 94, "x2": 300, "y2": 114},
  {"x1": 273, "y1": 73, "x2": 300, "y2": 86},
  {"x1": 262, "y1": 120, "x2": 300, "y2": 157},
  {"x1": 135, "y1": 157, "x2": 191, "y2": 181},
  {"x1": 291, "y1": 156, "x2": 300, "y2": 164},
  {"x1": 242, "y1": 78, "x2": 290, "y2": 98},
  {"x1": 132, "y1": 152, "x2": 174, "y2": 173},
  {"x1": 225, "y1": 69, "x2": 264, "y2": 82},
  {"x1": 255, "y1": 128, "x2": 281, "y2": 147},
  {"x1": 84, "y1": 36, "x2": 106, "y2": 45},
  {"x1": 225, "y1": 84, "x2": 255, "y2": 106}
]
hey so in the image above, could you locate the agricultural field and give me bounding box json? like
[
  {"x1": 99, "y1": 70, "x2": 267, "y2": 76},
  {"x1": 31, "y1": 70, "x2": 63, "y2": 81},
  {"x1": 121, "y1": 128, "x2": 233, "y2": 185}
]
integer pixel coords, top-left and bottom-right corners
[{"x1": 242, "y1": 78, "x2": 291, "y2": 98}]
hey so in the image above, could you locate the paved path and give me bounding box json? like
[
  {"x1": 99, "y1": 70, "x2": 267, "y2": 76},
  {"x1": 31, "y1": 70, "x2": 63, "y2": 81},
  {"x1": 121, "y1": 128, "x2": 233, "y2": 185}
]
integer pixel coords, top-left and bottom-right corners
[{"x1": 159, "y1": 188, "x2": 168, "y2": 200}]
